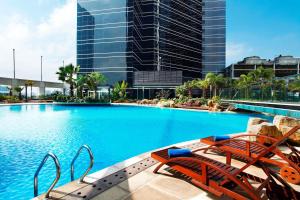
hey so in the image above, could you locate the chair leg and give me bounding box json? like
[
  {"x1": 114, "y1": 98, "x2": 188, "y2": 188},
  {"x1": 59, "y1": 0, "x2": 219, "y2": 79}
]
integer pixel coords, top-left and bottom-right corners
[{"x1": 153, "y1": 163, "x2": 165, "y2": 173}]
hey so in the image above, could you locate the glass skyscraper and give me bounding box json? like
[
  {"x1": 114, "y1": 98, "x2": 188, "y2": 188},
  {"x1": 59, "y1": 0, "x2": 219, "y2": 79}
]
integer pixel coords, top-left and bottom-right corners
[
  {"x1": 77, "y1": 0, "x2": 225, "y2": 86},
  {"x1": 202, "y1": 0, "x2": 226, "y2": 76}
]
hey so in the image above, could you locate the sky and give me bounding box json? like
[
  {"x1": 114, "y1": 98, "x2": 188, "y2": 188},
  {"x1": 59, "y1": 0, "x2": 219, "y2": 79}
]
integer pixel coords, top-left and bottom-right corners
[{"x1": 0, "y1": 0, "x2": 299, "y2": 82}]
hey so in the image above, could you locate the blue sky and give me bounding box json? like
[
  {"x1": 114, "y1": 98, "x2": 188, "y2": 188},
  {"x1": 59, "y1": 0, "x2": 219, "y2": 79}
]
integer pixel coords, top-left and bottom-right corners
[
  {"x1": 227, "y1": 0, "x2": 300, "y2": 64},
  {"x1": 0, "y1": 0, "x2": 299, "y2": 81}
]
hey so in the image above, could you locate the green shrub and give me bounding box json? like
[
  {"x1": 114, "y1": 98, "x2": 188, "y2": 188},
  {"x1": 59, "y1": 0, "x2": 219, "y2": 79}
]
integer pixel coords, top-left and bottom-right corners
[
  {"x1": 175, "y1": 85, "x2": 188, "y2": 98},
  {"x1": 6, "y1": 96, "x2": 21, "y2": 103},
  {"x1": 211, "y1": 96, "x2": 221, "y2": 104},
  {"x1": 0, "y1": 95, "x2": 7, "y2": 101}
]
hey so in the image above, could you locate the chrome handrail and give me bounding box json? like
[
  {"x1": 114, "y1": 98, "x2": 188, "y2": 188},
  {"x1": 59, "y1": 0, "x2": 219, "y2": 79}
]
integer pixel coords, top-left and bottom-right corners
[
  {"x1": 34, "y1": 153, "x2": 61, "y2": 198},
  {"x1": 71, "y1": 145, "x2": 94, "y2": 183}
]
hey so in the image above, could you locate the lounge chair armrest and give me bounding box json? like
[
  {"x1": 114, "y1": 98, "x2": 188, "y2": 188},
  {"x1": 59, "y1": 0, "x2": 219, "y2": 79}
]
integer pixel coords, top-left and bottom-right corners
[{"x1": 230, "y1": 134, "x2": 279, "y2": 142}]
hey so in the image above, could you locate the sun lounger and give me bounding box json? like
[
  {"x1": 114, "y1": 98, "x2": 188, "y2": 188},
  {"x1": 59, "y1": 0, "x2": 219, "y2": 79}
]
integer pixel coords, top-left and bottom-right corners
[
  {"x1": 200, "y1": 126, "x2": 300, "y2": 184},
  {"x1": 151, "y1": 146, "x2": 299, "y2": 200}
]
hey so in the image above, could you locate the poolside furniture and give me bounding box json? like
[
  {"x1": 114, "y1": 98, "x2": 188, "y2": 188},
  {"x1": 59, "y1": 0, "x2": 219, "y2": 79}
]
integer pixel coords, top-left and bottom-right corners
[
  {"x1": 151, "y1": 146, "x2": 299, "y2": 200},
  {"x1": 200, "y1": 125, "x2": 300, "y2": 184}
]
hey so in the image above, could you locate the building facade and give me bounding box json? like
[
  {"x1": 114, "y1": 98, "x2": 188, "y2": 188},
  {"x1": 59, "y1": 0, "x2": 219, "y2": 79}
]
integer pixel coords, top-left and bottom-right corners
[
  {"x1": 202, "y1": 0, "x2": 226, "y2": 76},
  {"x1": 225, "y1": 55, "x2": 300, "y2": 79},
  {"x1": 77, "y1": 0, "x2": 226, "y2": 87}
]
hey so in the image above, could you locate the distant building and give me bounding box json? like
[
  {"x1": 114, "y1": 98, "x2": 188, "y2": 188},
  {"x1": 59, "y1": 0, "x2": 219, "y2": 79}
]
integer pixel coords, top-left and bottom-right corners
[{"x1": 225, "y1": 55, "x2": 300, "y2": 79}]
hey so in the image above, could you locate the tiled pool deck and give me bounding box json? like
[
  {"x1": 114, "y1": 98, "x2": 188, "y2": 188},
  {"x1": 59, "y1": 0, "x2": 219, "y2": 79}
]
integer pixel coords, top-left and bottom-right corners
[{"x1": 33, "y1": 137, "x2": 300, "y2": 200}]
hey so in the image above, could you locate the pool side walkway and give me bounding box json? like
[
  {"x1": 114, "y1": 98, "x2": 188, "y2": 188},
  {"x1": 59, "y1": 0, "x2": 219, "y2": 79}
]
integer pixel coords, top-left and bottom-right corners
[{"x1": 33, "y1": 136, "x2": 300, "y2": 200}]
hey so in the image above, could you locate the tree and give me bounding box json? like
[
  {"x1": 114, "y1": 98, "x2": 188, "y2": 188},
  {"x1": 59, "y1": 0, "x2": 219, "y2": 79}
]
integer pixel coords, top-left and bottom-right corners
[
  {"x1": 236, "y1": 74, "x2": 253, "y2": 99},
  {"x1": 184, "y1": 79, "x2": 198, "y2": 97},
  {"x1": 272, "y1": 79, "x2": 286, "y2": 100},
  {"x1": 7, "y1": 86, "x2": 12, "y2": 96},
  {"x1": 248, "y1": 66, "x2": 274, "y2": 99},
  {"x1": 13, "y1": 86, "x2": 24, "y2": 100},
  {"x1": 76, "y1": 75, "x2": 87, "y2": 98},
  {"x1": 85, "y1": 72, "x2": 106, "y2": 99},
  {"x1": 198, "y1": 79, "x2": 209, "y2": 98},
  {"x1": 56, "y1": 64, "x2": 80, "y2": 97},
  {"x1": 205, "y1": 73, "x2": 224, "y2": 97}
]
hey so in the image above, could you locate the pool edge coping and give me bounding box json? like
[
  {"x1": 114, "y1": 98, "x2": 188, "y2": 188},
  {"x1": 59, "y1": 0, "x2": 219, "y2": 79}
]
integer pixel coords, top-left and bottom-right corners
[{"x1": 32, "y1": 133, "x2": 246, "y2": 200}]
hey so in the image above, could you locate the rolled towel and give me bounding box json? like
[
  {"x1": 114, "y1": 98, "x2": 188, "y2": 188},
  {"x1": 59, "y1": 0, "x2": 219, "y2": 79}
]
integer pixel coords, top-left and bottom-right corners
[
  {"x1": 214, "y1": 135, "x2": 230, "y2": 141},
  {"x1": 168, "y1": 148, "x2": 192, "y2": 158}
]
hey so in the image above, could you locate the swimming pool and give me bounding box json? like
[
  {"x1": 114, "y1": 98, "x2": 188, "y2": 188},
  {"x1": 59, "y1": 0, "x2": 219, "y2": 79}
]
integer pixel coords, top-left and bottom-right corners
[{"x1": 0, "y1": 104, "x2": 273, "y2": 199}]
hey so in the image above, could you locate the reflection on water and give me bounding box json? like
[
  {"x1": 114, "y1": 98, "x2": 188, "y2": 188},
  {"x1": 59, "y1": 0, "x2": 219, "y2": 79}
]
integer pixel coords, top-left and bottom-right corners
[{"x1": 0, "y1": 104, "x2": 273, "y2": 199}]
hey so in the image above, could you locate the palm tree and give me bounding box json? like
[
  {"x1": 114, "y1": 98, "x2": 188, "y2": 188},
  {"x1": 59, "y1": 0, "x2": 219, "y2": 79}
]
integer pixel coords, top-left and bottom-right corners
[
  {"x1": 184, "y1": 79, "x2": 198, "y2": 97},
  {"x1": 198, "y1": 79, "x2": 209, "y2": 98},
  {"x1": 13, "y1": 86, "x2": 24, "y2": 100},
  {"x1": 272, "y1": 79, "x2": 286, "y2": 100},
  {"x1": 7, "y1": 86, "x2": 12, "y2": 96},
  {"x1": 76, "y1": 75, "x2": 87, "y2": 98},
  {"x1": 205, "y1": 73, "x2": 224, "y2": 97},
  {"x1": 56, "y1": 64, "x2": 80, "y2": 97},
  {"x1": 236, "y1": 74, "x2": 253, "y2": 99},
  {"x1": 86, "y1": 72, "x2": 106, "y2": 99},
  {"x1": 248, "y1": 66, "x2": 274, "y2": 99},
  {"x1": 56, "y1": 66, "x2": 67, "y2": 95}
]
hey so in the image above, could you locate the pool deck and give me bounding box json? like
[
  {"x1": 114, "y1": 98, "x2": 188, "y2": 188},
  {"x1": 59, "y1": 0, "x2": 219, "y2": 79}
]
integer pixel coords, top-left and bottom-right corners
[{"x1": 33, "y1": 136, "x2": 300, "y2": 200}]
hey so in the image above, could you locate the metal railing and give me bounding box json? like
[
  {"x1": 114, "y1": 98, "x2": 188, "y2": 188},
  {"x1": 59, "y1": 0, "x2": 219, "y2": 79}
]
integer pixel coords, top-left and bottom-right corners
[
  {"x1": 70, "y1": 145, "x2": 94, "y2": 183},
  {"x1": 34, "y1": 153, "x2": 61, "y2": 198}
]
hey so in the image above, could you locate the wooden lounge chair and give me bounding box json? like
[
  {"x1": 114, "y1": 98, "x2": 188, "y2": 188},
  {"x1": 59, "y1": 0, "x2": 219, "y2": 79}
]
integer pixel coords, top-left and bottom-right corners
[
  {"x1": 151, "y1": 146, "x2": 299, "y2": 200},
  {"x1": 200, "y1": 126, "x2": 300, "y2": 184}
]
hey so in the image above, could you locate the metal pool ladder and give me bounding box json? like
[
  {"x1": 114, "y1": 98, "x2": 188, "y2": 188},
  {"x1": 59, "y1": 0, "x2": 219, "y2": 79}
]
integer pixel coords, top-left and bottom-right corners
[
  {"x1": 71, "y1": 145, "x2": 94, "y2": 183},
  {"x1": 34, "y1": 152, "x2": 61, "y2": 198}
]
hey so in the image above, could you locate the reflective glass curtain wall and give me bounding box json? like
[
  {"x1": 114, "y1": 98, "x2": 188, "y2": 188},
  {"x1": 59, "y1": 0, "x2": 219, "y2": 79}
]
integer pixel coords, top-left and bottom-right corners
[
  {"x1": 77, "y1": 0, "x2": 221, "y2": 86},
  {"x1": 133, "y1": 0, "x2": 203, "y2": 81},
  {"x1": 158, "y1": 0, "x2": 203, "y2": 80},
  {"x1": 77, "y1": 0, "x2": 133, "y2": 85},
  {"x1": 202, "y1": 0, "x2": 226, "y2": 76}
]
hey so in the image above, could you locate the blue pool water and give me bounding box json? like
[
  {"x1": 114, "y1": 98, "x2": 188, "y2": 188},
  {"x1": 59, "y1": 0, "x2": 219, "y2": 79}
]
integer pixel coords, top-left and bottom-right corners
[{"x1": 0, "y1": 104, "x2": 273, "y2": 200}]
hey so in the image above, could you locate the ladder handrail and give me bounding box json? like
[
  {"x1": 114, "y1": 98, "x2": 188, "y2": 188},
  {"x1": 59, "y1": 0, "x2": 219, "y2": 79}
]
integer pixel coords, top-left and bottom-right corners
[
  {"x1": 71, "y1": 145, "x2": 94, "y2": 182},
  {"x1": 34, "y1": 152, "x2": 61, "y2": 198}
]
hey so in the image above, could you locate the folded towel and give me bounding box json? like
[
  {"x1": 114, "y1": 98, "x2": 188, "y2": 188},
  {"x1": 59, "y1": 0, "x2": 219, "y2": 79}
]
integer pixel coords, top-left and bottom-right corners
[
  {"x1": 214, "y1": 135, "x2": 230, "y2": 141},
  {"x1": 168, "y1": 148, "x2": 192, "y2": 158}
]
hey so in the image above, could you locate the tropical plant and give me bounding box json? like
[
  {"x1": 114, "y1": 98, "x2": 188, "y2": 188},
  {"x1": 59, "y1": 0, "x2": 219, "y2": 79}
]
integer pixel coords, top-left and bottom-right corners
[
  {"x1": 76, "y1": 75, "x2": 87, "y2": 98},
  {"x1": 112, "y1": 80, "x2": 128, "y2": 100},
  {"x1": 198, "y1": 79, "x2": 209, "y2": 98},
  {"x1": 248, "y1": 66, "x2": 274, "y2": 99},
  {"x1": 289, "y1": 78, "x2": 300, "y2": 92},
  {"x1": 235, "y1": 74, "x2": 253, "y2": 99},
  {"x1": 56, "y1": 64, "x2": 80, "y2": 97},
  {"x1": 175, "y1": 85, "x2": 188, "y2": 98},
  {"x1": 86, "y1": 72, "x2": 106, "y2": 93},
  {"x1": 13, "y1": 86, "x2": 24, "y2": 100},
  {"x1": 6, "y1": 86, "x2": 12, "y2": 96},
  {"x1": 184, "y1": 79, "x2": 199, "y2": 97},
  {"x1": 205, "y1": 73, "x2": 224, "y2": 97},
  {"x1": 156, "y1": 90, "x2": 171, "y2": 99}
]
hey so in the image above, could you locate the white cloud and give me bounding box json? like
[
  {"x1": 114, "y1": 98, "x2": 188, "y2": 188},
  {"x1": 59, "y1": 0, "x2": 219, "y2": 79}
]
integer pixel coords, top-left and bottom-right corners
[
  {"x1": 0, "y1": 0, "x2": 76, "y2": 82},
  {"x1": 226, "y1": 42, "x2": 253, "y2": 66}
]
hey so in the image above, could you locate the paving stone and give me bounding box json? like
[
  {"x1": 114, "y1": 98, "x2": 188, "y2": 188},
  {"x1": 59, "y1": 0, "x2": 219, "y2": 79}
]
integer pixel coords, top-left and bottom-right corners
[{"x1": 123, "y1": 185, "x2": 180, "y2": 200}]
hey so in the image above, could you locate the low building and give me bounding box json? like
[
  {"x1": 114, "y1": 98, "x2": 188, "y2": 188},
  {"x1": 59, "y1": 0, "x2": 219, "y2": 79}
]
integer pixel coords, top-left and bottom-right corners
[{"x1": 225, "y1": 55, "x2": 300, "y2": 79}]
